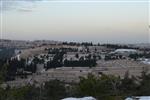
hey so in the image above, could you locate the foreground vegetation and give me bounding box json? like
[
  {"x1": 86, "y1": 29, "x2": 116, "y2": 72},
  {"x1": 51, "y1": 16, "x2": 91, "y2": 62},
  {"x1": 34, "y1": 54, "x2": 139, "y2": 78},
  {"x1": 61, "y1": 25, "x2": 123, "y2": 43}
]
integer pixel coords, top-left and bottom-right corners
[{"x1": 0, "y1": 69, "x2": 150, "y2": 100}]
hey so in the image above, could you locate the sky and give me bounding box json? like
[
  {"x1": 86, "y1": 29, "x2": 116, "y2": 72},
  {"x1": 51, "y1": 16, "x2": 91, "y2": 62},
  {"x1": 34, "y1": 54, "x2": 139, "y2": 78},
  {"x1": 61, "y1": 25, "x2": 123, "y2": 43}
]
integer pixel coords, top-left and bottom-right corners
[{"x1": 0, "y1": 0, "x2": 149, "y2": 43}]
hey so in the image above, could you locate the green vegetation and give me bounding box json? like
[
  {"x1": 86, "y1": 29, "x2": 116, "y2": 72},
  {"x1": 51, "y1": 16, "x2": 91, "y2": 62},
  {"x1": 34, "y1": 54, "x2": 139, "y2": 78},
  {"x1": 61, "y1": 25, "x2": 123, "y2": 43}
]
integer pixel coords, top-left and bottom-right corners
[
  {"x1": 129, "y1": 53, "x2": 150, "y2": 60},
  {"x1": 64, "y1": 59, "x2": 96, "y2": 67},
  {"x1": 101, "y1": 44, "x2": 138, "y2": 49},
  {"x1": 0, "y1": 58, "x2": 36, "y2": 81},
  {"x1": 0, "y1": 70, "x2": 150, "y2": 100}
]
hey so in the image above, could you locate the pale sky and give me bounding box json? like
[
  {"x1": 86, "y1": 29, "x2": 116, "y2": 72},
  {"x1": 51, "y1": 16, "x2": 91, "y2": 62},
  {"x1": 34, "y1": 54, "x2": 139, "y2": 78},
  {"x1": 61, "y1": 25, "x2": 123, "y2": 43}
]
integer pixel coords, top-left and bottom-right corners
[{"x1": 0, "y1": 0, "x2": 149, "y2": 43}]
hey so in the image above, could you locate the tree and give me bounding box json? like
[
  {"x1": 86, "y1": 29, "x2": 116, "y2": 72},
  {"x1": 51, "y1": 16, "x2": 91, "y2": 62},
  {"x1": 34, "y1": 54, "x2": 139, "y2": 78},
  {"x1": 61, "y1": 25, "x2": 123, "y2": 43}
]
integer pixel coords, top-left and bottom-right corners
[
  {"x1": 5, "y1": 85, "x2": 38, "y2": 100},
  {"x1": 128, "y1": 54, "x2": 138, "y2": 60},
  {"x1": 120, "y1": 71, "x2": 138, "y2": 96},
  {"x1": 0, "y1": 64, "x2": 8, "y2": 83},
  {"x1": 76, "y1": 73, "x2": 122, "y2": 100},
  {"x1": 138, "y1": 68, "x2": 150, "y2": 95},
  {"x1": 75, "y1": 53, "x2": 79, "y2": 59},
  {"x1": 44, "y1": 80, "x2": 67, "y2": 100}
]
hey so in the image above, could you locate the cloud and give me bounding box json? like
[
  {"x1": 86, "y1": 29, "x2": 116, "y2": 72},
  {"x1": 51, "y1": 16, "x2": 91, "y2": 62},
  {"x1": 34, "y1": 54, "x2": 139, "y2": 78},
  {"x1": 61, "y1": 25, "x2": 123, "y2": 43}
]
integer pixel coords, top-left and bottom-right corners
[
  {"x1": 17, "y1": 8, "x2": 33, "y2": 12},
  {"x1": 0, "y1": 0, "x2": 43, "y2": 12},
  {"x1": 0, "y1": 1, "x2": 17, "y2": 11}
]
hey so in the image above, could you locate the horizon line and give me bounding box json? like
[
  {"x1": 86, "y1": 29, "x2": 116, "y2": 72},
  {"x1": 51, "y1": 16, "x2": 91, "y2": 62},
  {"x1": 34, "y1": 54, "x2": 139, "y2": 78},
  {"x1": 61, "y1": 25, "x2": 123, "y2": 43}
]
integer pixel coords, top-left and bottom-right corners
[
  {"x1": 0, "y1": 38, "x2": 150, "y2": 44},
  {"x1": 41, "y1": 0, "x2": 149, "y2": 3},
  {"x1": 1, "y1": 0, "x2": 149, "y2": 3}
]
